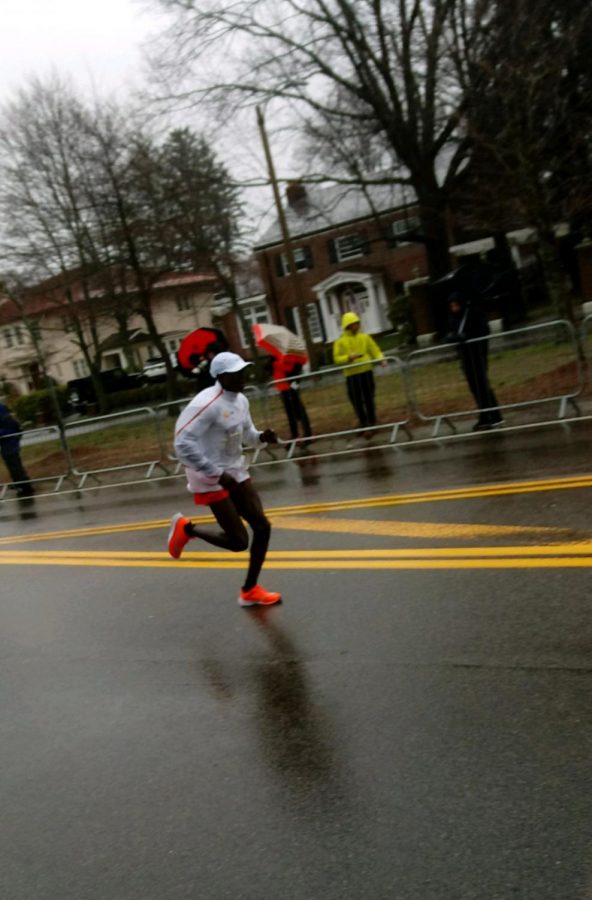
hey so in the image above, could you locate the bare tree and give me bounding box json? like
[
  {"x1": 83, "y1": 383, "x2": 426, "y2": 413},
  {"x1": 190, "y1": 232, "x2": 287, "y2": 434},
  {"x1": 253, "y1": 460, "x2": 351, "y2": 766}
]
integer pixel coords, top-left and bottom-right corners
[
  {"x1": 453, "y1": 0, "x2": 592, "y2": 322},
  {"x1": 147, "y1": 0, "x2": 494, "y2": 279},
  {"x1": 85, "y1": 119, "x2": 249, "y2": 390},
  {"x1": 0, "y1": 76, "x2": 129, "y2": 410},
  {"x1": 153, "y1": 127, "x2": 259, "y2": 362},
  {"x1": 0, "y1": 77, "x2": 245, "y2": 406}
]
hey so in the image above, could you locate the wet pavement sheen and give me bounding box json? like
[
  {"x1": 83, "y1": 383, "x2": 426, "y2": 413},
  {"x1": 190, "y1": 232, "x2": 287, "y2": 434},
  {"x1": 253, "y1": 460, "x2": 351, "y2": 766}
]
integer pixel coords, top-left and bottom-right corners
[{"x1": 1, "y1": 422, "x2": 592, "y2": 899}]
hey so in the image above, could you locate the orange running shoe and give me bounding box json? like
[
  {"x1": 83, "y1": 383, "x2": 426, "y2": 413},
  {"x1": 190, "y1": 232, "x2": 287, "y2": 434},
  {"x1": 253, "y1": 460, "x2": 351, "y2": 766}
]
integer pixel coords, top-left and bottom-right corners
[
  {"x1": 238, "y1": 584, "x2": 282, "y2": 607},
  {"x1": 168, "y1": 512, "x2": 192, "y2": 559}
]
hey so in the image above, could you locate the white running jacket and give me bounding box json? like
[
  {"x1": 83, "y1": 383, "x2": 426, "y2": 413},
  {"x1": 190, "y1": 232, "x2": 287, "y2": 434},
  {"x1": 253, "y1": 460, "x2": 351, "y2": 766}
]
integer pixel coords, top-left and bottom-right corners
[{"x1": 174, "y1": 385, "x2": 262, "y2": 493}]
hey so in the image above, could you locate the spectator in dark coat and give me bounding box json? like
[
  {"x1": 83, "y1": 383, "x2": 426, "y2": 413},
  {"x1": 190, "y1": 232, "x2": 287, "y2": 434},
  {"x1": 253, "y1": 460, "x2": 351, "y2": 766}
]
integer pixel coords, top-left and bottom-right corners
[
  {"x1": 446, "y1": 293, "x2": 503, "y2": 431},
  {"x1": 0, "y1": 404, "x2": 34, "y2": 496}
]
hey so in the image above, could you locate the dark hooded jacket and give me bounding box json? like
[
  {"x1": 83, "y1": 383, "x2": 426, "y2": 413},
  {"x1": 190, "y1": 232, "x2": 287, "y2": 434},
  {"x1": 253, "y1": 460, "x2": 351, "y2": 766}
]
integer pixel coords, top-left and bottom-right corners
[
  {"x1": 0, "y1": 404, "x2": 23, "y2": 456},
  {"x1": 446, "y1": 293, "x2": 490, "y2": 344}
]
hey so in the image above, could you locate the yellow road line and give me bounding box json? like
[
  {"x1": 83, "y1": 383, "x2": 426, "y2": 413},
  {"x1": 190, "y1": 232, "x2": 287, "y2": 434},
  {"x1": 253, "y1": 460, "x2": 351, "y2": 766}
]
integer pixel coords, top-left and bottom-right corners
[
  {"x1": 0, "y1": 556, "x2": 591, "y2": 570},
  {"x1": 1, "y1": 543, "x2": 591, "y2": 559},
  {"x1": 0, "y1": 513, "x2": 568, "y2": 546},
  {"x1": 270, "y1": 474, "x2": 592, "y2": 515},
  {"x1": 270, "y1": 516, "x2": 561, "y2": 539},
  {"x1": 0, "y1": 471, "x2": 590, "y2": 546}
]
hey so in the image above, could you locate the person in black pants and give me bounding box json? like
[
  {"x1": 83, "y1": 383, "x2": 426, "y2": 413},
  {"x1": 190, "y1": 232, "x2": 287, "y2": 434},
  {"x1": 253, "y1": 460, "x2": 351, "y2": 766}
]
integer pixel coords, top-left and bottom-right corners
[
  {"x1": 0, "y1": 404, "x2": 34, "y2": 496},
  {"x1": 446, "y1": 293, "x2": 503, "y2": 431},
  {"x1": 345, "y1": 370, "x2": 377, "y2": 429},
  {"x1": 332, "y1": 311, "x2": 385, "y2": 434},
  {"x1": 271, "y1": 355, "x2": 312, "y2": 443}
]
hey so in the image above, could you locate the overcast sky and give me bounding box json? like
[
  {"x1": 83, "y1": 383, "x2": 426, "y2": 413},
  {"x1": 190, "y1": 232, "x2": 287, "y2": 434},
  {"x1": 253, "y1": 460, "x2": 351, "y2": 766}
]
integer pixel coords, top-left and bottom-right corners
[
  {"x1": 0, "y1": 0, "x2": 284, "y2": 232},
  {"x1": 0, "y1": 0, "x2": 161, "y2": 103}
]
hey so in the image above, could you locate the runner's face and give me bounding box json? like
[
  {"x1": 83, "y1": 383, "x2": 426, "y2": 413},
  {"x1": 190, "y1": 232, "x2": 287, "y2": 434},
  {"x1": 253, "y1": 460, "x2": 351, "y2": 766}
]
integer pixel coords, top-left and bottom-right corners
[{"x1": 219, "y1": 369, "x2": 247, "y2": 392}]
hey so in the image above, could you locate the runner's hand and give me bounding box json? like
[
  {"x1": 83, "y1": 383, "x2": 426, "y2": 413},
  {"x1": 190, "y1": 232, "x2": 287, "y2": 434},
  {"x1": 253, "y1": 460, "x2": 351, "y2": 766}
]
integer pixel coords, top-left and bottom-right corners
[
  {"x1": 219, "y1": 472, "x2": 238, "y2": 490},
  {"x1": 260, "y1": 429, "x2": 278, "y2": 445}
]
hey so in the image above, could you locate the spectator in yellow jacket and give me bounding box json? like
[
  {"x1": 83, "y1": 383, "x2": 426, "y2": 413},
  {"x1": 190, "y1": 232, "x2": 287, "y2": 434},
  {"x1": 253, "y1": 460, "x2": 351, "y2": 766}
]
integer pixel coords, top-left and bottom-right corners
[{"x1": 332, "y1": 312, "x2": 385, "y2": 431}]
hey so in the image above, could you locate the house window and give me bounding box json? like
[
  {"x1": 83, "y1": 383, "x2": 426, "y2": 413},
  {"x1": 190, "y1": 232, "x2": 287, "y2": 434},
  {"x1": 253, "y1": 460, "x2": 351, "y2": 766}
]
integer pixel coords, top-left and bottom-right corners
[
  {"x1": 29, "y1": 321, "x2": 41, "y2": 341},
  {"x1": 333, "y1": 233, "x2": 368, "y2": 262},
  {"x1": 392, "y1": 216, "x2": 421, "y2": 239},
  {"x1": 62, "y1": 315, "x2": 75, "y2": 333},
  {"x1": 237, "y1": 300, "x2": 270, "y2": 347},
  {"x1": 3, "y1": 328, "x2": 13, "y2": 349},
  {"x1": 275, "y1": 246, "x2": 313, "y2": 276},
  {"x1": 176, "y1": 295, "x2": 192, "y2": 311},
  {"x1": 306, "y1": 303, "x2": 323, "y2": 342},
  {"x1": 293, "y1": 302, "x2": 324, "y2": 343},
  {"x1": 73, "y1": 359, "x2": 90, "y2": 378},
  {"x1": 13, "y1": 324, "x2": 25, "y2": 346}
]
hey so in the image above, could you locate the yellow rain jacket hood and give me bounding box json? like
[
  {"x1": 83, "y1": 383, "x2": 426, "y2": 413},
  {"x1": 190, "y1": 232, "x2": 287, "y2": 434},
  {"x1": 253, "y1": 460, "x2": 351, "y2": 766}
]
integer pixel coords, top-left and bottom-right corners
[
  {"x1": 341, "y1": 311, "x2": 361, "y2": 329},
  {"x1": 333, "y1": 315, "x2": 383, "y2": 376}
]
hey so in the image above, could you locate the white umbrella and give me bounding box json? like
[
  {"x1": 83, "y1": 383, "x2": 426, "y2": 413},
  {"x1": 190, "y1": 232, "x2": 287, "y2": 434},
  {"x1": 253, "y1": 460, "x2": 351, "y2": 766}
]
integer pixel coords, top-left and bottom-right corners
[{"x1": 252, "y1": 323, "x2": 307, "y2": 358}]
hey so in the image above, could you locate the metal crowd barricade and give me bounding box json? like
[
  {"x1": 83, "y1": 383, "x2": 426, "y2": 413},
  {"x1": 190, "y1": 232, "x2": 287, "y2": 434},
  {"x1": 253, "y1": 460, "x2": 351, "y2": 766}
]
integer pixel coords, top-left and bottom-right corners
[
  {"x1": 4, "y1": 318, "x2": 591, "y2": 502},
  {"x1": 0, "y1": 424, "x2": 74, "y2": 498},
  {"x1": 64, "y1": 406, "x2": 169, "y2": 488},
  {"x1": 251, "y1": 354, "x2": 411, "y2": 462},
  {"x1": 407, "y1": 319, "x2": 583, "y2": 436}
]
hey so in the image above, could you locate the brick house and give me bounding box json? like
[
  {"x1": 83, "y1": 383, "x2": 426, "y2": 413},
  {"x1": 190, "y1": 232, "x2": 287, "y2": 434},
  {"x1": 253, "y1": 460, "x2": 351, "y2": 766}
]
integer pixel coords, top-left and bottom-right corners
[
  {"x1": 253, "y1": 181, "x2": 430, "y2": 352},
  {"x1": 252, "y1": 181, "x2": 592, "y2": 351}
]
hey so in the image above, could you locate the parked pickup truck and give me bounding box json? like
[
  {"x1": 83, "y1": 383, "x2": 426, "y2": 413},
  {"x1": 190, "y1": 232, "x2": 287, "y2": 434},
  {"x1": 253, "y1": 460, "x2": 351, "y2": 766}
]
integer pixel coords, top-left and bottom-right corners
[{"x1": 65, "y1": 368, "x2": 140, "y2": 413}]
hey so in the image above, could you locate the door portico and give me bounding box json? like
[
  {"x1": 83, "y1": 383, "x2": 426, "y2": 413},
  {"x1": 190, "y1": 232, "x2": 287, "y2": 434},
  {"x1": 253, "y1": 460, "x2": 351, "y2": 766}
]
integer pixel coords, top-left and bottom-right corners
[{"x1": 312, "y1": 271, "x2": 390, "y2": 342}]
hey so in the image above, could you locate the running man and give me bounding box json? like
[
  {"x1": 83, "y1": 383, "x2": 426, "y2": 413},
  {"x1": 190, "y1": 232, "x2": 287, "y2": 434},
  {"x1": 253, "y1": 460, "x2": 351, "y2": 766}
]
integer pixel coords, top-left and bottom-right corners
[{"x1": 167, "y1": 351, "x2": 282, "y2": 607}]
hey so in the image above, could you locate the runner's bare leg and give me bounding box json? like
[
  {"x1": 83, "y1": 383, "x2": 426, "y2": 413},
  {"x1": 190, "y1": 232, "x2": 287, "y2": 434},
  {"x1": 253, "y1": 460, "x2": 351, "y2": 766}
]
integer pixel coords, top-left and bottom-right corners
[{"x1": 186, "y1": 480, "x2": 271, "y2": 590}]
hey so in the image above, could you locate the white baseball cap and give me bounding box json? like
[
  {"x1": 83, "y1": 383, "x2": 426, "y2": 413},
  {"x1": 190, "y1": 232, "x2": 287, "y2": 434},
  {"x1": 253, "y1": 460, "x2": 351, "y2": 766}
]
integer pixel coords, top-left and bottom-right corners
[{"x1": 210, "y1": 351, "x2": 253, "y2": 378}]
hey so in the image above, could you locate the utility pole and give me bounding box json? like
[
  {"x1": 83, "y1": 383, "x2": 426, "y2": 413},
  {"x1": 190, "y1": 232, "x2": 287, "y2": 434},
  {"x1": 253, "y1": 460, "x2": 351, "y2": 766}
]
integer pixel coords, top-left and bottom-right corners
[{"x1": 256, "y1": 106, "x2": 315, "y2": 367}]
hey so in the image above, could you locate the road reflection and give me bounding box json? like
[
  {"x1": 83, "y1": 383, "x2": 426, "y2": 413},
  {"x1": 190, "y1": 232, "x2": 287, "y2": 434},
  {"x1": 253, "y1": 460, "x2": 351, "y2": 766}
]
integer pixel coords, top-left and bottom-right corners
[
  {"x1": 293, "y1": 453, "x2": 321, "y2": 486},
  {"x1": 246, "y1": 608, "x2": 342, "y2": 803},
  {"x1": 17, "y1": 495, "x2": 38, "y2": 521},
  {"x1": 360, "y1": 446, "x2": 396, "y2": 482},
  {"x1": 198, "y1": 608, "x2": 346, "y2": 811}
]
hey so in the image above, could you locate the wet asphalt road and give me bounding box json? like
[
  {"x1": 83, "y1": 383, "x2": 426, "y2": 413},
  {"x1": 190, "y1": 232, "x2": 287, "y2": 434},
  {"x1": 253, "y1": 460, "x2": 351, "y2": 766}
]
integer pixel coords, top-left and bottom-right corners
[{"x1": 1, "y1": 422, "x2": 592, "y2": 899}]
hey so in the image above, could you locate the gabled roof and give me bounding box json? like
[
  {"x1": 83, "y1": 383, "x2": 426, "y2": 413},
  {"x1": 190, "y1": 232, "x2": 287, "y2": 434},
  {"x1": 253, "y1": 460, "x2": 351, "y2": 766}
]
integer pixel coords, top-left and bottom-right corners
[
  {"x1": 256, "y1": 180, "x2": 416, "y2": 249},
  {"x1": 0, "y1": 296, "x2": 26, "y2": 327},
  {"x1": 99, "y1": 329, "x2": 150, "y2": 352},
  {"x1": 0, "y1": 269, "x2": 218, "y2": 327}
]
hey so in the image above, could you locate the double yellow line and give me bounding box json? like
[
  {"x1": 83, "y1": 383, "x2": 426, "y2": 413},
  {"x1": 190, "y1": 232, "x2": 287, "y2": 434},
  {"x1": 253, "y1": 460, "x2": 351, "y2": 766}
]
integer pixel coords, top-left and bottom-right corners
[
  {"x1": 1, "y1": 471, "x2": 591, "y2": 547},
  {"x1": 1, "y1": 544, "x2": 592, "y2": 570},
  {"x1": 0, "y1": 472, "x2": 590, "y2": 569}
]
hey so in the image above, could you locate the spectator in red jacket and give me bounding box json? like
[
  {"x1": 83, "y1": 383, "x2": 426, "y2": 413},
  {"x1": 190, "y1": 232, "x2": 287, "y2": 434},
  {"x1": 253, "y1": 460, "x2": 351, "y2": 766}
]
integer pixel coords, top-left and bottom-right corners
[{"x1": 270, "y1": 353, "x2": 312, "y2": 443}]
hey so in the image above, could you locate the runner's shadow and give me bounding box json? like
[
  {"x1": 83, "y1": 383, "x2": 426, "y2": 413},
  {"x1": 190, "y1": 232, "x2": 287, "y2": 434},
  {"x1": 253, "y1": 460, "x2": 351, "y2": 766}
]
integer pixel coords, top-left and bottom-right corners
[{"x1": 245, "y1": 608, "x2": 344, "y2": 805}]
